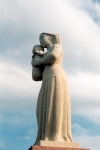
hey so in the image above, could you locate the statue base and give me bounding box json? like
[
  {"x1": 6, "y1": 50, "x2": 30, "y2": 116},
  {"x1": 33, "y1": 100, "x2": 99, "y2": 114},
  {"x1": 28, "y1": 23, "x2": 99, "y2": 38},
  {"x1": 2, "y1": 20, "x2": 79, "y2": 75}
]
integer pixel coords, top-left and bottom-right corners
[
  {"x1": 37, "y1": 141, "x2": 79, "y2": 148},
  {"x1": 28, "y1": 146, "x2": 90, "y2": 150}
]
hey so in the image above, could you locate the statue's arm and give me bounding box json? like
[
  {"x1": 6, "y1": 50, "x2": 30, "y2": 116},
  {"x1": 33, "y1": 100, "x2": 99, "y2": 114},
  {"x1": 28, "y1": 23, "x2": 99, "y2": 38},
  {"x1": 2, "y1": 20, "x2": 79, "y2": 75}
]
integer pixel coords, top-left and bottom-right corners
[
  {"x1": 31, "y1": 44, "x2": 62, "y2": 67},
  {"x1": 42, "y1": 44, "x2": 62, "y2": 65}
]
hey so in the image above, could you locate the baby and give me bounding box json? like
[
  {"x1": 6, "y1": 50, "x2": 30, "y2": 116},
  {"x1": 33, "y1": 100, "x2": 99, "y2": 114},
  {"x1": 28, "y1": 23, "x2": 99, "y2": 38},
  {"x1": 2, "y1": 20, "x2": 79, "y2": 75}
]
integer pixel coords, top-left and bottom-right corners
[{"x1": 32, "y1": 45, "x2": 44, "y2": 81}]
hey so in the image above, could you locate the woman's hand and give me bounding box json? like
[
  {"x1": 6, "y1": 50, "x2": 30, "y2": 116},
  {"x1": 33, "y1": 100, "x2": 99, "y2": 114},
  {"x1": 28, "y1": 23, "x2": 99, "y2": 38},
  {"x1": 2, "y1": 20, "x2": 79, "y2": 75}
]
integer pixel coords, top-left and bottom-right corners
[{"x1": 31, "y1": 59, "x2": 42, "y2": 67}]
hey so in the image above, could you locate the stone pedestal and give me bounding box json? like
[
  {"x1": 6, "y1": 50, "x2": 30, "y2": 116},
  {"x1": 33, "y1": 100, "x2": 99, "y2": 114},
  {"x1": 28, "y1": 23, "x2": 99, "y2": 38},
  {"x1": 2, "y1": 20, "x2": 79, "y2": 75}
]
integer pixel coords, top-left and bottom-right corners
[
  {"x1": 37, "y1": 141, "x2": 79, "y2": 148},
  {"x1": 28, "y1": 146, "x2": 90, "y2": 150}
]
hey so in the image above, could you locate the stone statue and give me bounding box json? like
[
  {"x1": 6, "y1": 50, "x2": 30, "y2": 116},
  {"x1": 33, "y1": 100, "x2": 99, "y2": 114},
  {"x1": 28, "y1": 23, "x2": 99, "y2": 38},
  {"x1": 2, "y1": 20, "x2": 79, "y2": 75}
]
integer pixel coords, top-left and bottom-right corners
[{"x1": 31, "y1": 32, "x2": 79, "y2": 148}]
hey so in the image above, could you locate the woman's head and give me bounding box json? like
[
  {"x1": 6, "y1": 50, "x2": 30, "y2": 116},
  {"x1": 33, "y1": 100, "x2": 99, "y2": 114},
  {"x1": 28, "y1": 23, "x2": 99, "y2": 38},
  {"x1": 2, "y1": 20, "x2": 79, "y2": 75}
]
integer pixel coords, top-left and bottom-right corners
[{"x1": 39, "y1": 32, "x2": 61, "y2": 48}]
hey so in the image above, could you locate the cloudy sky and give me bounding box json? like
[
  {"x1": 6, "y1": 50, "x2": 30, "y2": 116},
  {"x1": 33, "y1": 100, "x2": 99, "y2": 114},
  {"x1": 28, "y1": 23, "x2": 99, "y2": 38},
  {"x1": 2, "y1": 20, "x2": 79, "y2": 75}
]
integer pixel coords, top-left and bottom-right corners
[{"x1": 0, "y1": 0, "x2": 100, "y2": 150}]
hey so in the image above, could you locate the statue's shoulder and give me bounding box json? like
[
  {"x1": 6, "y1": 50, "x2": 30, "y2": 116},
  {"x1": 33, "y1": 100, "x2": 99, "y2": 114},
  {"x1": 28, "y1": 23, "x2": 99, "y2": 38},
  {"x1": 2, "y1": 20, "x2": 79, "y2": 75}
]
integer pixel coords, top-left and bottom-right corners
[{"x1": 53, "y1": 44, "x2": 62, "y2": 50}]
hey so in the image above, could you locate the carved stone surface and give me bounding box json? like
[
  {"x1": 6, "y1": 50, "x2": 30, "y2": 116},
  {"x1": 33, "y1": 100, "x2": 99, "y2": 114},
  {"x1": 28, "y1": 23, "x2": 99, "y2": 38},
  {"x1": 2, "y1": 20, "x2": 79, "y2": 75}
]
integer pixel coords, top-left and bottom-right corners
[
  {"x1": 31, "y1": 33, "x2": 73, "y2": 145},
  {"x1": 37, "y1": 141, "x2": 79, "y2": 148}
]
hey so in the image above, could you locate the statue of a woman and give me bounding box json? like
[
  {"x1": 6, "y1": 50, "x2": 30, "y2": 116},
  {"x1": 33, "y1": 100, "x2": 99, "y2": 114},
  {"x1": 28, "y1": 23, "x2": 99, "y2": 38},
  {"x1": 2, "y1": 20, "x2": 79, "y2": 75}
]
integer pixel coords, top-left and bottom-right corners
[{"x1": 31, "y1": 32, "x2": 73, "y2": 145}]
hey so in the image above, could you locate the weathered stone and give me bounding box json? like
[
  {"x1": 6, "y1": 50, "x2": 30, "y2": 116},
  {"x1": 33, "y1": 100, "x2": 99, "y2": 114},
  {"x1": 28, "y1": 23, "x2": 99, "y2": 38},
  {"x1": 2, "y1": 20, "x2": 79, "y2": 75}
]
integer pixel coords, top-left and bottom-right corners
[
  {"x1": 37, "y1": 141, "x2": 79, "y2": 148},
  {"x1": 31, "y1": 33, "x2": 73, "y2": 146}
]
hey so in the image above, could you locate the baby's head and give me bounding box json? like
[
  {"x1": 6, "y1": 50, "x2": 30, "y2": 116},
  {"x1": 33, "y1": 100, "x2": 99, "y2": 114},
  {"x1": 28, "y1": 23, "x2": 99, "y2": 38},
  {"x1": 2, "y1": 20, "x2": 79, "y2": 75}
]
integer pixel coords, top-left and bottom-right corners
[{"x1": 32, "y1": 45, "x2": 44, "y2": 54}]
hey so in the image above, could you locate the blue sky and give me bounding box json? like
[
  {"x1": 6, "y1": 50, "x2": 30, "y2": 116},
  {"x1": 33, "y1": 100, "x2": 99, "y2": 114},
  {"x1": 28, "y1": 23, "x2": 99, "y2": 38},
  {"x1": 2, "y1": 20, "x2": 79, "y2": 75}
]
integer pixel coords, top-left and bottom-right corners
[{"x1": 0, "y1": 0, "x2": 100, "y2": 150}]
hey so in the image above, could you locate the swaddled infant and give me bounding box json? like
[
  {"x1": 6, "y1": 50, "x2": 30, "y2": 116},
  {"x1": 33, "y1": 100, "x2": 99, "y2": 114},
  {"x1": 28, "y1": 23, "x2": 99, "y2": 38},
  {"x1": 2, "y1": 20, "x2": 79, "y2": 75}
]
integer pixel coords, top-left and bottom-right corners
[{"x1": 32, "y1": 45, "x2": 44, "y2": 81}]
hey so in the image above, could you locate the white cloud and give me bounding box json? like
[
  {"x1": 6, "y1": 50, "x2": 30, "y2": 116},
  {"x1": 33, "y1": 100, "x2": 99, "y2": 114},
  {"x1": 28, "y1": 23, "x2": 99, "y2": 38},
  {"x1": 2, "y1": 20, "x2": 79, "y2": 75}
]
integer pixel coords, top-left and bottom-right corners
[
  {"x1": 72, "y1": 123, "x2": 90, "y2": 136},
  {"x1": 73, "y1": 106, "x2": 100, "y2": 125},
  {"x1": 68, "y1": 72, "x2": 100, "y2": 101},
  {"x1": 18, "y1": 136, "x2": 31, "y2": 140},
  {"x1": 17, "y1": 128, "x2": 37, "y2": 142},
  {"x1": 70, "y1": 0, "x2": 100, "y2": 23},
  {"x1": 0, "y1": 0, "x2": 100, "y2": 73},
  {"x1": 0, "y1": 112, "x2": 20, "y2": 124},
  {"x1": 0, "y1": 61, "x2": 41, "y2": 111},
  {"x1": 0, "y1": 61, "x2": 41, "y2": 98},
  {"x1": 73, "y1": 123, "x2": 100, "y2": 150},
  {"x1": 28, "y1": 128, "x2": 36, "y2": 135},
  {"x1": 62, "y1": 3, "x2": 100, "y2": 73},
  {"x1": 73, "y1": 134, "x2": 100, "y2": 150},
  {"x1": 68, "y1": 72, "x2": 100, "y2": 124}
]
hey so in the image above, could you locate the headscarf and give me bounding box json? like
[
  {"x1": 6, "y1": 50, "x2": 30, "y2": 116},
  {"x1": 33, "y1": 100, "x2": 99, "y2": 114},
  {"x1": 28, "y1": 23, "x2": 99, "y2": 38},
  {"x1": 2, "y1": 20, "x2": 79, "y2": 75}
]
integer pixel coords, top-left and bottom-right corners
[{"x1": 39, "y1": 32, "x2": 62, "y2": 45}]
